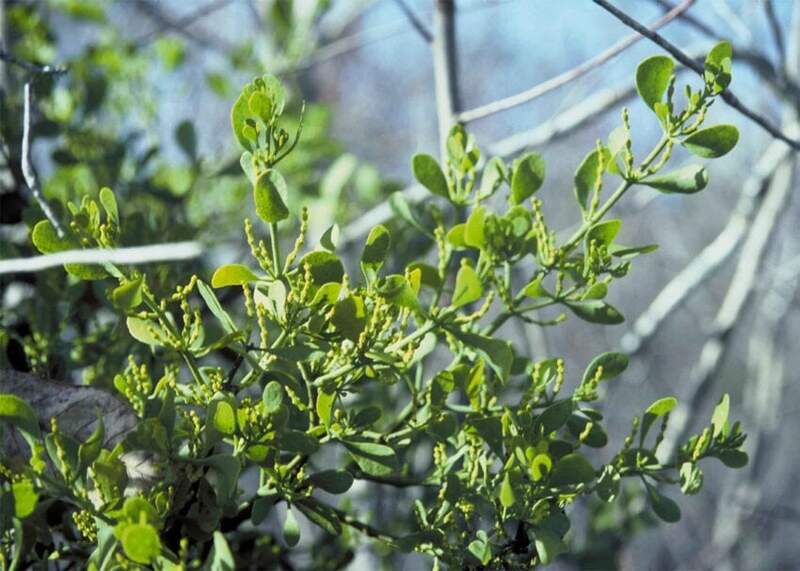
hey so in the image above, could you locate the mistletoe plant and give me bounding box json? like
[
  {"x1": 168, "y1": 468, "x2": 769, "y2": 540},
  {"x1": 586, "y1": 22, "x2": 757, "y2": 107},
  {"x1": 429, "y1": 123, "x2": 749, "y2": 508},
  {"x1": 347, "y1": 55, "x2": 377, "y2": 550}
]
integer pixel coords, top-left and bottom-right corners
[{"x1": 0, "y1": 43, "x2": 748, "y2": 569}]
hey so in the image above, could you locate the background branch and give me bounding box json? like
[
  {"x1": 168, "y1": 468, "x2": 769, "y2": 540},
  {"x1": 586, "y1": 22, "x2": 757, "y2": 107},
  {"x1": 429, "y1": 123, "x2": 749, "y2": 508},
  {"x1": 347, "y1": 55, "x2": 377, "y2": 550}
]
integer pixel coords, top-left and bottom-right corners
[
  {"x1": 21, "y1": 82, "x2": 66, "y2": 238},
  {"x1": 592, "y1": 0, "x2": 800, "y2": 150}
]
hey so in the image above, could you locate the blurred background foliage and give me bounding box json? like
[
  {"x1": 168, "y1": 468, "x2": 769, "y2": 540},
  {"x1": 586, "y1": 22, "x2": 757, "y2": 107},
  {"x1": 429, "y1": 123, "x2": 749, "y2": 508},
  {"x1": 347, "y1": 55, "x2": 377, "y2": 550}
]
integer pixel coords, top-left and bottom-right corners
[{"x1": 1, "y1": 1, "x2": 799, "y2": 569}]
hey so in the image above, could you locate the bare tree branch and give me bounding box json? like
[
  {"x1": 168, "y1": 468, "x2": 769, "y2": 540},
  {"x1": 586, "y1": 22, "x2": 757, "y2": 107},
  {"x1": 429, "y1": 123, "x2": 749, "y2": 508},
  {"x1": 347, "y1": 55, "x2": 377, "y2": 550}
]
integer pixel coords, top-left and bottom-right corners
[
  {"x1": 392, "y1": 0, "x2": 433, "y2": 43},
  {"x1": 0, "y1": 241, "x2": 203, "y2": 275},
  {"x1": 621, "y1": 134, "x2": 795, "y2": 354},
  {"x1": 21, "y1": 82, "x2": 66, "y2": 238},
  {"x1": 486, "y1": 82, "x2": 638, "y2": 157},
  {"x1": 0, "y1": 49, "x2": 67, "y2": 75},
  {"x1": 648, "y1": 0, "x2": 800, "y2": 104},
  {"x1": 341, "y1": 77, "x2": 637, "y2": 247},
  {"x1": 592, "y1": 0, "x2": 800, "y2": 150},
  {"x1": 764, "y1": 0, "x2": 786, "y2": 68},
  {"x1": 432, "y1": 0, "x2": 461, "y2": 155},
  {"x1": 661, "y1": 150, "x2": 797, "y2": 460},
  {"x1": 456, "y1": 0, "x2": 695, "y2": 123},
  {"x1": 132, "y1": 0, "x2": 234, "y2": 51}
]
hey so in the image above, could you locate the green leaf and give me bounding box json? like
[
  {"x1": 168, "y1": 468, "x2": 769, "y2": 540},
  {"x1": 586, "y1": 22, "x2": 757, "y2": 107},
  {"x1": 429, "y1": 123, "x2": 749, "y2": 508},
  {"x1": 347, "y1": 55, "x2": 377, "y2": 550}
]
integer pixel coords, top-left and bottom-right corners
[
  {"x1": 31, "y1": 220, "x2": 71, "y2": 254},
  {"x1": 0, "y1": 394, "x2": 40, "y2": 439},
  {"x1": 342, "y1": 439, "x2": 399, "y2": 477},
  {"x1": 254, "y1": 170, "x2": 289, "y2": 223},
  {"x1": 197, "y1": 280, "x2": 238, "y2": 334},
  {"x1": 452, "y1": 263, "x2": 483, "y2": 308},
  {"x1": 331, "y1": 295, "x2": 367, "y2": 341},
  {"x1": 99, "y1": 187, "x2": 118, "y2": 225},
  {"x1": 717, "y1": 449, "x2": 748, "y2": 468},
  {"x1": 175, "y1": 120, "x2": 197, "y2": 160},
  {"x1": 211, "y1": 264, "x2": 259, "y2": 288},
  {"x1": 208, "y1": 532, "x2": 235, "y2": 571},
  {"x1": 361, "y1": 224, "x2": 391, "y2": 280},
  {"x1": 647, "y1": 486, "x2": 681, "y2": 523},
  {"x1": 538, "y1": 399, "x2": 573, "y2": 434},
  {"x1": 704, "y1": 41, "x2": 733, "y2": 93},
  {"x1": 412, "y1": 153, "x2": 449, "y2": 199},
  {"x1": 466, "y1": 361, "x2": 485, "y2": 412},
  {"x1": 586, "y1": 219, "x2": 621, "y2": 247},
  {"x1": 283, "y1": 507, "x2": 301, "y2": 547},
  {"x1": 646, "y1": 396, "x2": 677, "y2": 417},
  {"x1": 118, "y1": 522, "x2": 161, "y2": 564},
  {"x1": 407, "y1": 262, "x2": 441, "y2": 290},
  {"x1": 78, "y1": 412, "x2": 104, "y2": 472},
  {"x1": 195, "y1": 455, "x2": 241, "y2": 504},
  {"x1": 464, "y1": 206, "x2": 486, "y2": 248},
  {"x1": 534, "y1": 528, "x2": 567, "y2": 565},
  {"x1": 211, "y1": 401, "x2": 236, "y2": 435},
  {"x1": 446, "y1": 224, "x2": 467, "y2": 248},
  {"x1": 280, "y1": 430, "x2": 319, "y2": 455},
  {"x1": 574, "y1": 147, "x2": 610, "y2": 211},
  {"x1": 31, "y1": 220, "x2": 106, "y2": 280},
  {"x1": 251, "y1": 496, "x2": 277, "y2": 525},
  {"x1": 111, "y1": 276, "x2": 144, "y2": 311},
  {"x1": 511, "y1": 152, "x2": 545, "y2": 204},
  {"x1": 469, "y1": 416, "x2": 504, "y2": 457},
  {"x1": 446, "y1": 328, "x2": 513, "y2": 383},
  {"x1": 682, "y1": 125, "x2": 739, "y2": 158},
  {"x1": 262, "y1": 381, "x2": 284, "y2": 414},
  {"x1": 480, "y1": 156, "x2": 506, "y2": 198},
  {"x1": 298, "y1": 251, "x2": 345, "y2": 287},
  {"x1": 468, "y1": 533, "x2": 492, "y2": 565},
  {"x1": 640, "y1": 165, "x2": 709, "y2": 194},
  {"x1": 379, "y1": 275, "x2": 421, "y2": 312},
  {"x1": 581, "y1": 352, "x2": 628, "y2": 385},
  {"x1": 295, "y1": 499, "x2": 342, "y2": 536},
  {"x1": 320, "y1": 224, "x2": 340, "y2": 251},
  {"x1": 499, "y1": 472, "x2": 516, "y2": 508},
  {"x1": 308, "y1": 470, "x2": 353, "y2": 494},
  {"x1": 549, "y1": 453, "x2": 595, "y2": 486},
  {"x1": 711, "y1": 393, "x2": 730, "y2": 437},
  {"x1": 596, "y1": 465, "x2": 621, "y2": 502},
  {"x1": 316, "y1": 389, "x2": 335, "y2": 426},
  {"x1": 126, "y1": 317, "x2": 164, "y2": 346},
  {"x1": 641, "y1": 396, "x2": 678, "y2": 442},
  {"x1": 522, "y1": 276, "x2": 549, "y2": 299},
  {"x1": 11, "y1": 480, "x2": 38, "y2": 519},
  {"x1": 635, "y1": 55, "x2": 674, "y2": 110},
  {"x1": 565, "y1": 300, "x2": 624, "y2": 324}
]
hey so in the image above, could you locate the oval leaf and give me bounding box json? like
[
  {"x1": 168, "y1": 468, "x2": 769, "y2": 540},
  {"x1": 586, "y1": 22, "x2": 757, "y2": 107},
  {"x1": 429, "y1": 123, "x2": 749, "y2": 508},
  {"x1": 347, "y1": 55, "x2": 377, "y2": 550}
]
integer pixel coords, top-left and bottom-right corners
[
  {"x1": 254, "y1": 170, "x2": 289, "y2": 223},
  {"x1": 511, "y1": 152, "x2": 545, "y2": 204},
  {"x1": 681, "y1": 125, "x2": 739, "y2": 158},
  {"x1": 636, "y1": 55, "x2": 674, "y2": 110},
  {"x1": 640, "y1": 165, "x2": 709, "y2": 194},
  {"x1": 412, "y1": 153, "x2": 449, "y2": 198}
]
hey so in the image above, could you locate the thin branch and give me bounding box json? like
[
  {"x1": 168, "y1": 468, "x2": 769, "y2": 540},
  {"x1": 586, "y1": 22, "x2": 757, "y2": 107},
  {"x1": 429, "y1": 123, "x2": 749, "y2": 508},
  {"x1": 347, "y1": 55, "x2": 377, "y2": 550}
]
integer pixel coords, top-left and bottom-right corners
[
  {"x1": 592, "y1": 0, "x2": 800, "y2": 150},
  {"x1": 392, "y1": 0, "x2": 433, "y2": 43},
  {"x1": 0, "y1": 241, "x2": 203, "y2": 275},
  {"x1": 131, "y1": 0, "x2": 234, "y2": 50},
  {"x1": 648, "y1": 0, "x2": 716, "y2": 37},
  {"x1": 21, "y1": 82, "x2": 66, "y2": 238},
  {"x1": 661, "y1": 150, "x2": 797, "y2": 460},
  {"x1": 456, "y1": 0, "x2": 695, "y2": 123},
  {"x1": 764, "y1": 0, "x2": 786, "y2": 68},
  {"x1": 0, "y1": 49, "x2": 67, "y2": 75},
  {"x1": 649, "y1": 0, "x2": 800, "y2": 103},
  {"x1": 341, "y1": 79, "x2": 634, "y2": 247},
  {"x1": 432, "y1": 0, "x2": 461, "y2": 155},
  {"x1": 486, "y1": 82, "x2": 638, "y2": 157},
  {"x1": 621, "y1": 134, "x2": 795, "y2": 354}
]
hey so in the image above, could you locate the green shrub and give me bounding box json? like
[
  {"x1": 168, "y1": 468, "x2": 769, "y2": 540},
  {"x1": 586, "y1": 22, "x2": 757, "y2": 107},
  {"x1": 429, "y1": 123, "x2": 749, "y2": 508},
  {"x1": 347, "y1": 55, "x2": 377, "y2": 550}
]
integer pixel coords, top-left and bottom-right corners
[{"x1": 0, "y1": 43, "x2": 747, "y2": 570}]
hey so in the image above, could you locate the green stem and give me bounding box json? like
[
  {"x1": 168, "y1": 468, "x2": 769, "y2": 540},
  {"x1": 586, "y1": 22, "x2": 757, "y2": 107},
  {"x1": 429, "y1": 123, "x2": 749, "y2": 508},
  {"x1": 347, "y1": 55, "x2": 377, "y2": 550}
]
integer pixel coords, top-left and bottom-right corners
[
  {"x1": 561, "y1": 135, "x2": 670, "y2": 253},
  {"x1": 269, "y1": 222, "x2": 282, "y2": 277}
]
